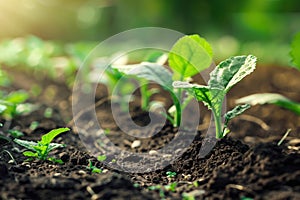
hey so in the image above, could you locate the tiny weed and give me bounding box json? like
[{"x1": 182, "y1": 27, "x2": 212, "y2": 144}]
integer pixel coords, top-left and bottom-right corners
[
  {"x1": 87, "y1": 160, "x2": 102, "y2": 173},
  {"x1": 166, "y1": 171, "x2": 177, "y2": 178},
  {"x1": 97, "y1": 155, "x2": 107, "y2": 162},
  {"x1": 14, "y1": 127, "x2": 69, "y2": 163}
]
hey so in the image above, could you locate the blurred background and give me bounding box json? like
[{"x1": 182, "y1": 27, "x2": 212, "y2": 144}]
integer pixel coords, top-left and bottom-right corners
[{"x1": 0, "y1": 0, "x2": 299, "y2": 64}]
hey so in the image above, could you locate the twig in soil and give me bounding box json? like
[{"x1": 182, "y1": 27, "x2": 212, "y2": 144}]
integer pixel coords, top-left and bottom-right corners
[
  {"x1": 67, "y1": 97, "x2": 110, "y2": 127},
  {"x1": 277, "y1": 128, "x2": 292, "y2": 146},
  {"x1": 236, "y1": 114, "x2": 270, "y2": 131},
  {"x1": 226, "y1": 184, "x2": 255, "y2": 196}
]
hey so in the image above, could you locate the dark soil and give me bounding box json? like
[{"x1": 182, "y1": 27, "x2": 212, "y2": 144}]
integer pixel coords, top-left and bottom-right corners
[{"x1": 0, "y1": 65, "x2": 300, "y2": 200}]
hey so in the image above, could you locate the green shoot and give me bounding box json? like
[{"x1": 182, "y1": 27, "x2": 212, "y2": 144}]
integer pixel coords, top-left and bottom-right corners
[
  {"x1": 14, "y1": 127, "x2": 69, "y2": 163},
  {"x1": 174, "y1": 55, "x2": 257, "y2": 139},
  {"x1": 0, "y1": 90, "x2": 37, "y2": 120},
  {"x1": 87, "y1": 160, "x2": 102, "y2": 173},
  {"x1": 166, "y1": 171, "x2": 177, "y2": 178},
  {"x1": 8, "y1": 130, "x2": 24, "y2": 138},
  {"x1": 97, "y1": 155, "x2": 107, "y2": 162}
]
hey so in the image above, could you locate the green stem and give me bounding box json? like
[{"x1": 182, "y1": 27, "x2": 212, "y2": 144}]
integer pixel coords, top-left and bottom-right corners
[
  {"x1": 212, "y1": 108, "x2": 223, "y2": 139},
  {"x1": 140, "y1": 80, "x2": 149, "y2": 111},
  {"x1": 170, "y1": 92, "x2": 181, "y2": 127},
  {"x1": 173, "y1": 74, "x2": 185, "y2": 127}
]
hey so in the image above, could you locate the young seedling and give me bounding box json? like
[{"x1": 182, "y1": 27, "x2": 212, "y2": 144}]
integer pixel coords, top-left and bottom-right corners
[
  {"x1": 173, "y1": 55, "x2": 257, "y2": 139},
  {"x1": 97, "y1": 155, "x2": 107, "y2": 162},
  {"x1": 87, "y1": 159, "x2": 102, "y2": 173},
  {"x1": 14, "y1": 127, "x2": 69, "y2": 164},
  {"x1": 113, "y1": 34, "x2": 213, "y2": 127},
  {"x1": 166, "y1": 171, "x2": 177, "y2": 178}
]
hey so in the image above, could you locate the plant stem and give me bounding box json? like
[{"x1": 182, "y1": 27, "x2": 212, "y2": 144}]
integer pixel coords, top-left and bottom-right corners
[
  {"x1": 171, "y1": 92, "x2": 181, "y2": 127},
  {"x1": 140, "y1": 79, "x2": 149, "y2": 111},
  {"x1": 212, "y1": 108, "x2": 223, "y2": 139}
]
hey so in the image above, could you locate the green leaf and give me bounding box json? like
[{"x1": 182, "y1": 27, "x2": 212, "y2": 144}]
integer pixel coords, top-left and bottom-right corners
[
  {"x1": 97, "y1": 155, "x2": 107, "y2": 162},
  {"x1": 92, "y1": 167, "x2": 102, "y2": 173},
  {"x1": 48, "y1": 157, "x2": 64, "y2": 164},
  {"x1": 14, "y1": 138, "x2": 38, "y2": 151},
  {"x1": 8, "y1": 130, "x2": 24, "y2": 138},
  {"x1": 116, "y1": 62, "x2": 173, "y2": 90},
  {"x1": 291, "y1": 32, "x2": 300, "y2": 70},
  {"x1": 224, "y1": 104, "x2": 251, "y2": 125},
  {"x1": 41, "y1": 128, "x2": 70, "y2": 145},
  {"x1": 173, "y1": 81, "x2": 212, "y2": 106},
  {"x1": 47, "y1": 143, "x2": 66, "y2": 152},
  {"x1": 209, "y1": 55, "x2": 257, "y2": 92},
  {"x1": 168, "y1": 34, "x2": 213, "y2": 78},
  {"x1": 4, "y1": 90, "x2": 29, "y2": 104},
  {"x1": 23, "y1": 151, "x2": 38, "y2": 157},
  {"x1": 236, "y1": 93, "x2": 300, "y2": 115}
]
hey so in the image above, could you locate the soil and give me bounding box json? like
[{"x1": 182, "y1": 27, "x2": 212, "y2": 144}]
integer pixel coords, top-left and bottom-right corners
[{"x1": 0, "y1": 65, "x2": 300, "y2": 200}]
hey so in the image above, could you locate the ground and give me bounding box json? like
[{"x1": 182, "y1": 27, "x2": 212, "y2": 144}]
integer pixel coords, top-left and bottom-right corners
[{"x1": 0, "y1": 65, "x2": 300, "y2": 200}]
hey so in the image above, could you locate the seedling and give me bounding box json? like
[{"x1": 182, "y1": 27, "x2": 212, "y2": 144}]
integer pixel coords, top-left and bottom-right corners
[
  {"x1": 174, "y1": 55, "x2": 256, "y2": 139},
  {"x1": 8, "y1": 130, "x2": 24, "y2": 138},
  {"x1": 87, "y1": 159, "x2": 102, "y2": 173},
  {"x1": 148, "y1": 182, "x2": 178, "y2": 200},
  {"x1": 0, "y1": 90, "x2": 36, "y2": 120},
  {"x1": 97, "y1": 155, "x2": 107, "y2": 162},
  {"x1": 113, "y1": 34, "x2": 213, "y2": 127},
  {"x1": 166, "y1": 171, "x2": 177, "y2": 178},
  {"x1": 14, "y1": 127, "x2": 69, "y2": 164}
]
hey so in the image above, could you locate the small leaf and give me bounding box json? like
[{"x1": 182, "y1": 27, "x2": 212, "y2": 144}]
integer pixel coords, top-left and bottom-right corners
[
  {"x1": 47, "y1": 143, "x2": 66, "y2": 152},
  {"x1": 97, "y1": 155, "x2": 107, "y2": 162},
  {"x1": 224, "y1": 104, "x2": 251, "y2": 125},
  {"x1": 14, "y1": 138, "x2": 38, "y2": 151},
  {"x1": 41, "y1": 128, "x2": 70, "y2": 145},
  {"x1": 23, "y1": 151, "x2": 38, "y2": 157},
  {"x1": 92, "y1": 167, "x2": 102, "y2": 173},
  {"x1": 209, "y1": 55, "x2": 257, "y2": 92},
  {"x1": 4, "y1": 90, "x2": 29, "y2": 104},
  {"x1": 48, "y1": 157, "x2": 64, "y2": 164},
  {"x1": 236, "y1": 93, "x2": 300, "y2": 115},
  {"x1": 291, "y1": 32, "x2": 300, "y2": 70},
  {"x1": 173, "y1": 81, "x2": 212, "y2": 106},
  {"x1": 168, "y1": 34, "x2": 213, "y2": 78},
  {"x1": 8, "y1": 130, "x2": 24, "y2": 138}
]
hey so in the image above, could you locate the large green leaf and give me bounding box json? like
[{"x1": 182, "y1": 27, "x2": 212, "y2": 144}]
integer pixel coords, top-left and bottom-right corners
[
  {"x1": 168, "y1": 34, "x2": 213, "y2": 78},
  {"x1": 236, "y1": 93, "x2": 300, "y2": 115},
  {"x1": 291, "y1": 32, "x2": 300, "y2": 70},
  {"x1": 116, "y1": 62, "x2": 173, "y2": 90},
  {"x1": 41, "y1": 128, "x2": 70, "y2": 145},
  {"x1": 209, "y1": 55, "x2": 257, "y2": 92}
]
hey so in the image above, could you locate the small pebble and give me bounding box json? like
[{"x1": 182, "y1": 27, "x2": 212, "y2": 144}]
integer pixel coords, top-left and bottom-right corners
[
  {"x1": 78, "y1": 170, "x2": 86, "y2": 175},
  {"x1": 53, "y1": 173, "x2": 61, "y2": 177},
  {"x1": 149, "y1": 150, "x2": 158, "y2": 155},
  {"x1": 131, "y1": 140, "x2": 141, "y2": 149}
]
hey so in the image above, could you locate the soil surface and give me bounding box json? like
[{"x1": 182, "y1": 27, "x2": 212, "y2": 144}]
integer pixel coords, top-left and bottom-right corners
[{"x1": 0, "y1": 65, "x2": 300, "y2": 200}]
